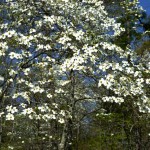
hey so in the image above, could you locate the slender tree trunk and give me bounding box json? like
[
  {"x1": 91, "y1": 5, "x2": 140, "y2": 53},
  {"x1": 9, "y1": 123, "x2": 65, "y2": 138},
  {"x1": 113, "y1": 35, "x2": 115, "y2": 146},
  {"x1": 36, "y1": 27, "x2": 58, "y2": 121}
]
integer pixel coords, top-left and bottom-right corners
[
  {"x1": 0, "y1": 117, "x2": 2, "y2": 146},
  {"x1": 59, "y1": 118, "x2": 73, "y2": 150},
  {"x1": 75, "y1": 122, "x2": 80, "y2": 150},
  {"x1": 59, "y1": 123, "x2": 67, "y2": 150},
  {"x1": 0, "y1": 100, "x2": 3, "y2": 148},
  {"x1": 135, "y1": 127, "x2": 142, "y2": 150},
  {"x1": 59, "y1": 69, "x2": 75, "y2": 150}
]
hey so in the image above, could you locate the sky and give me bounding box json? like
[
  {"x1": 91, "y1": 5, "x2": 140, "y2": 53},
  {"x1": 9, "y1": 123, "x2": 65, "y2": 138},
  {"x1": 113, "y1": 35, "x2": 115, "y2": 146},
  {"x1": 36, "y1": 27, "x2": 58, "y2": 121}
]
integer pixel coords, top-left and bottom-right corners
[{"x1": 139, "y1": 0, "x2": 150, "y2": 14}]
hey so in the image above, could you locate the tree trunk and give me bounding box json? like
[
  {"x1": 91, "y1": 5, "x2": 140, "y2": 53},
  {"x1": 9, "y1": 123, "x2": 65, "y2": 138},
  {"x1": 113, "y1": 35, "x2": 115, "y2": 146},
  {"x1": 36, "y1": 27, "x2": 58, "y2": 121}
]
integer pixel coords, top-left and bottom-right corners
[
  {"x1": 0, "y1": 117, "x2": 2, "y2": 146},
  {"x1": 59, "y1": 123, "x2": 67, "y2": 150},
  {"x1": 59, "y1": 118, "x2": 73, "y2": 150},
  {"x1": 59, "y1": 69, "x2": 75, "y2": 150}
]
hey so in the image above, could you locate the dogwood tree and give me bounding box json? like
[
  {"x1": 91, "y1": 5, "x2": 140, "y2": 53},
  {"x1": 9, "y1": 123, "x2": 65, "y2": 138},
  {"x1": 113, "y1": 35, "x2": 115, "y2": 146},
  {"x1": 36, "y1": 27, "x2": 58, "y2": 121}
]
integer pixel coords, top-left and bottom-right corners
[{"x1": 0, "y1": 0, "x2": 149, "y2": 149}]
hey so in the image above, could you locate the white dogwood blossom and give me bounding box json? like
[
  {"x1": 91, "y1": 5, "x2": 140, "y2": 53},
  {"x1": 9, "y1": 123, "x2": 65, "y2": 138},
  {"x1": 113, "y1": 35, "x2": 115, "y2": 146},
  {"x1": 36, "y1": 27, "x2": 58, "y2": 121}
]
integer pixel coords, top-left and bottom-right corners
[{"x1": 6, "y1": 113, "x2": 14, "y2": 121}]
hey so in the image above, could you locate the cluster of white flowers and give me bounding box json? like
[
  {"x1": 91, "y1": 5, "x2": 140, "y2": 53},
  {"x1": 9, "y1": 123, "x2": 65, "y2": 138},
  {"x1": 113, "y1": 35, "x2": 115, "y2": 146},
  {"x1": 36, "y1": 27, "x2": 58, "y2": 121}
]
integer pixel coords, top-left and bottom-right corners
[
  {"x1": 21, "y1": 108, "x2": 34, "y2": 115},
  {"x1": 8, "y1": 146, "x2": 14, "y2": 150},
  {"x1": 3, "y1": 103, "x2": 66, "y2": 124},
  {"x1": 98, "y1": 74, "x2": 115, "y2": 89},
  {"x1": 102, "y1": 96, "x2": 124, "y2": 104},
  {"x1": 0, "y1": 30, "x2": 17, "y2": 39},
  {"x1": 17, "y1": 34, "x2": 33, "y2": 46},
  {"x1": 43, "y1": 15, "x2": 56, "y2": 24},
  {"x1": 0, "y1": 42, "x2": 8, "y2": 56},
  {"x1": 6, "y1": 105, "x2": 18, "y2": 114},
  {"x1": 0, "y1": 75, "x2": 4, "y2": 82},
  {"x1": 99, "y1": 62, "x2": 112, "y2": 72},
  {"x1": 0, "y1": 112, "x2": 4, "y2": 117},
  {"x1": 9, "y1": 52, "x2": 23, "y2": 59},
  {"x1": 5, "y1": 106, "x2": 18, "y2": 121},
  {"x1": 47, "y1": 93, "x2": 53, "y2": 98},
  {"x1": 146, "y1": 79, "x2": 150, "y2": 84},
  {"x1": 100, "y1": 42, "x2": 124, "y2": 53},
  {"x1": 30, "y1": 85, "x2": 44, "y2": 93},
  {"x1": 58, "y1": 34, "x2": 71, "y2": 45}
]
